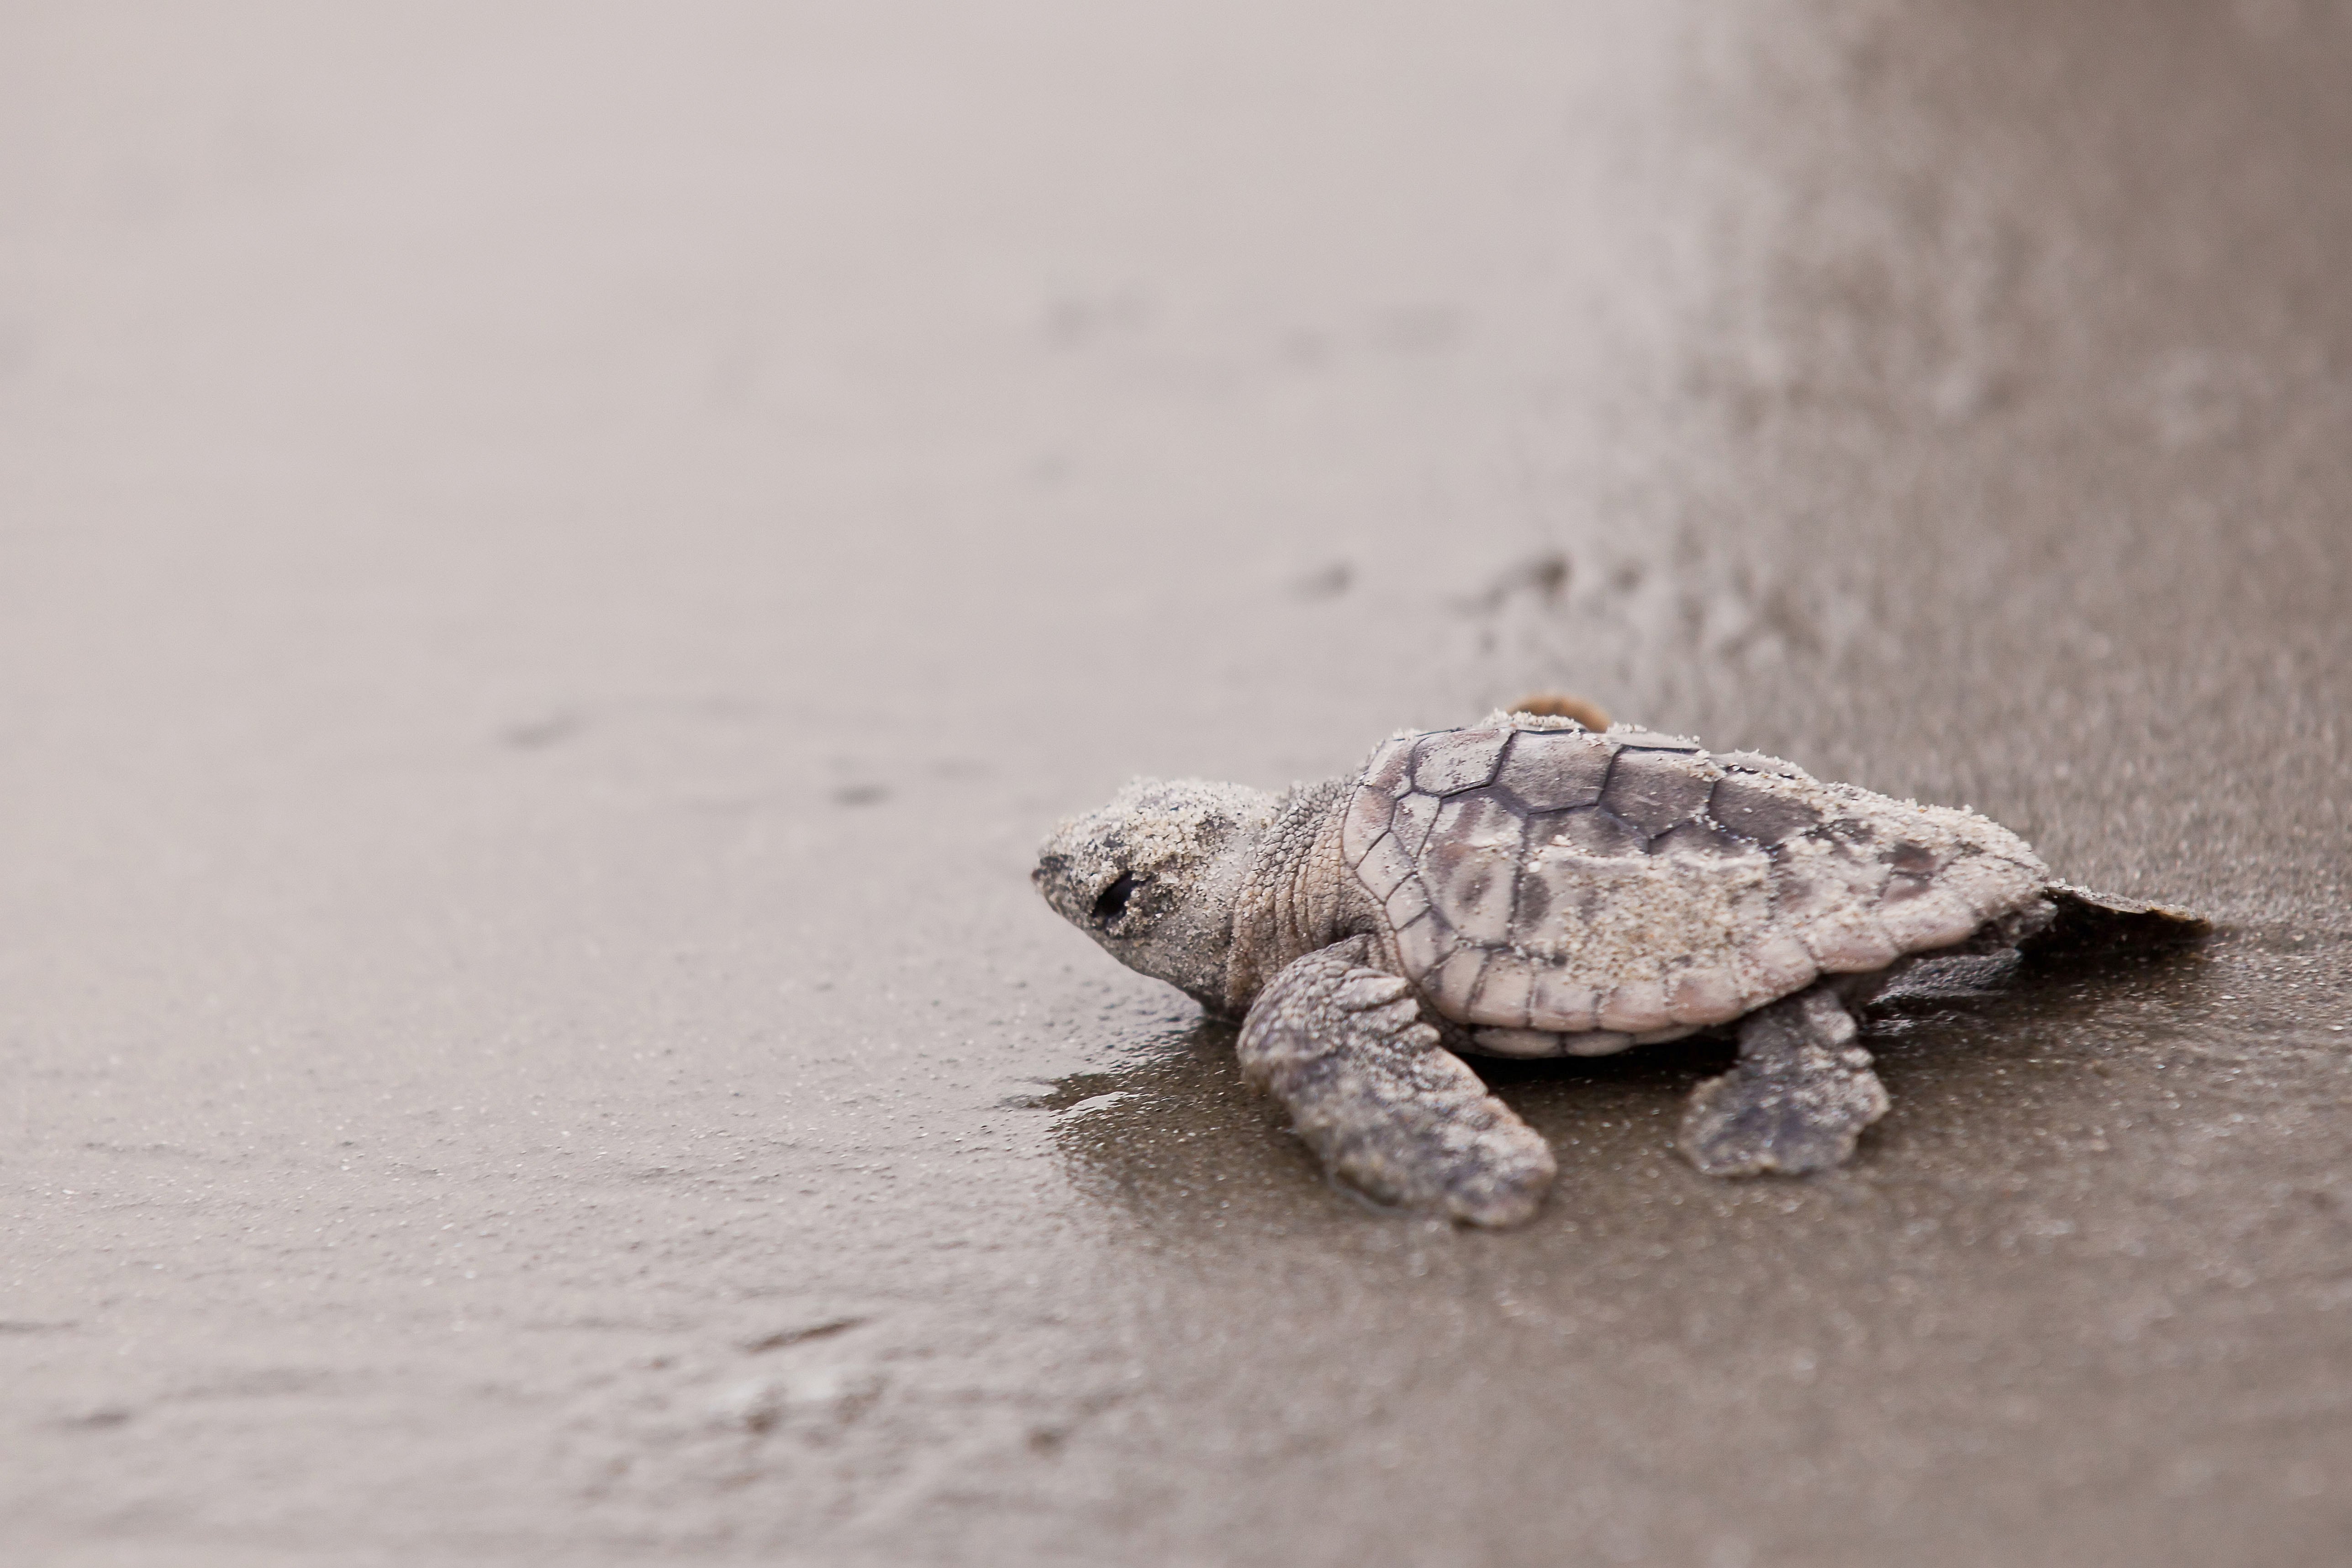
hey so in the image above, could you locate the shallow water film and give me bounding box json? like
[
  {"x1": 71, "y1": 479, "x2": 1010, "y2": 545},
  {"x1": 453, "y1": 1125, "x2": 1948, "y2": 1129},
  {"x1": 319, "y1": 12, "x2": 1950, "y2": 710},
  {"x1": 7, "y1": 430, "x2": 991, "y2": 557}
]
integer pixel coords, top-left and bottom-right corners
[{"x1": 5, "y1": 4, "x2": 2351, "y2": 1565}]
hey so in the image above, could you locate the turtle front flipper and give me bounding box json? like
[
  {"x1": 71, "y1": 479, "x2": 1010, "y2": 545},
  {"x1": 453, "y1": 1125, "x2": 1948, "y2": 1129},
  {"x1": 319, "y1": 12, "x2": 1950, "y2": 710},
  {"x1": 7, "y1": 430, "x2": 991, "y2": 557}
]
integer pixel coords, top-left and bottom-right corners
[
  {"x1": 1678, "y1": 986, "x2": 1890, "y2": 1177},
  {"x1": 1238, "y1": 938, "x2": 1556, "y2": 1227}
]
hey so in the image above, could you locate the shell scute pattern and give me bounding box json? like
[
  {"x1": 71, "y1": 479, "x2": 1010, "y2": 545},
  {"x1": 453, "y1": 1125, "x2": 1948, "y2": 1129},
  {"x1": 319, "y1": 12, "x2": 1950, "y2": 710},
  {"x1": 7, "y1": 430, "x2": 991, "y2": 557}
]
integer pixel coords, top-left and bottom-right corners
[
  {"x1": 1651, "y1": 821, "x2": 1753, "y2": 860},
  {"x1": 1343, "y1": 714, "x2": 2050, "y2": 1055},
  {"x1": 1667, "y1": 963, "x2": 1747, "y2": 1027},
  {"x1": 1421, "y1": 794, "x2": 1526, "y2": 947},
  {"x1": 1361, "y1": 734, "x2": 1417, "y2": 798},
  {"x1": 1492, "y1": 728, "x2": 1613, "y2": 811},
  {"x1": 1430, "y1": 947, "x2": 1491, "y2": 1012},
  {"x1": 1599, "y1": 749, "x2": 1721, "y2": 837},
  {"x1": 1880, "y1": 888, "x2": 1981, "y2": 951},
  {"x1": 1599, "y1": 973, "x2": 1672, "y2": 1033},
  {"x1": 1545, "y1": 806, "x2": 1648, "y2": 859},
  {"x1": 1389, "y1": 791, "x2": 1443, "y2": 861},
  {"x1": 1394, "y1": 910, "x2": 1450, "y2": 977},
  {"x1": 1529, "y1": 967, "x2": 1601, "y2": 1031},
  {"x1": 1708, "y1": 773, "x2": 1825, "y2": 843},
  {"x1": 1411, "y1": 729, "x2": 1510, "y2": 795},
  {"x1": 1471, "y1": 960, "x2": 1536, "y2": 1031},
  {"x1": 1381, "y1": 875, "x2": 1429, "y2": 931},
  {"x1": 1355, "y1": 837, "x2": 1408, "y2": 900}
]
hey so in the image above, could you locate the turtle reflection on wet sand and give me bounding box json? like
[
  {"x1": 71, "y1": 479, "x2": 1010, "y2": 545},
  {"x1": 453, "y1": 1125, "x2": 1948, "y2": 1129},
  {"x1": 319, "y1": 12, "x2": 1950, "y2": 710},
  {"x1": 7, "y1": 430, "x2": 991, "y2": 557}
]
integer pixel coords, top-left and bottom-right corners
[{"x1": 1034, "y1": 709, "x2": 2206, "y2": 1227}]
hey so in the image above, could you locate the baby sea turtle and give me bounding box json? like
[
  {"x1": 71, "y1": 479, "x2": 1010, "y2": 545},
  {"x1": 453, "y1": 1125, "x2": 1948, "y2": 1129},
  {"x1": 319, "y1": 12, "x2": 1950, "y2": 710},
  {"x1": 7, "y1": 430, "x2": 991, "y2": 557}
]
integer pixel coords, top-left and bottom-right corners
[{"x1": 1034, "y1": 711, "x2": 2204, "y2": 1227}]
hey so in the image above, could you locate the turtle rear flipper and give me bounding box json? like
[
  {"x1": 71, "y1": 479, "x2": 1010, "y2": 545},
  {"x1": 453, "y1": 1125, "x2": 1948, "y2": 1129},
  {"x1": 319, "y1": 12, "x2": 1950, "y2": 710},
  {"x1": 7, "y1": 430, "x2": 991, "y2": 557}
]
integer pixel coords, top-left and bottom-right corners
[
  {"x1": 2037, "y1": 882, "x2": 2212, "y2": 957},
  {"x1": 1679, "y1": 987, "x2": 1890, "y2": 1177}
]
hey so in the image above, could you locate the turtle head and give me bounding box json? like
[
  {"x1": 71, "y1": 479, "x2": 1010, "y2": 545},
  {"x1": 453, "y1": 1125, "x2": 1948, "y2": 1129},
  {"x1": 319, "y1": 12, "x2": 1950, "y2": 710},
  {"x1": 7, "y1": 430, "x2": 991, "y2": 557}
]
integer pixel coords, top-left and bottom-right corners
[{"x1": 1034, "y1": 778, "x2": 1276, "y2": 1012}]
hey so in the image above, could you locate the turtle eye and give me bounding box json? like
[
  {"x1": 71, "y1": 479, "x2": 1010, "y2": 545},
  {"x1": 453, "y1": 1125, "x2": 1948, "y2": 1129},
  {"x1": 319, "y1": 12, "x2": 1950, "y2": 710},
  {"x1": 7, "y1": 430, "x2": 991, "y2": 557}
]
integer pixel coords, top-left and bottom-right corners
[{"x1": 1092, "y1": 871, "x2": 1139, "y2": 924}]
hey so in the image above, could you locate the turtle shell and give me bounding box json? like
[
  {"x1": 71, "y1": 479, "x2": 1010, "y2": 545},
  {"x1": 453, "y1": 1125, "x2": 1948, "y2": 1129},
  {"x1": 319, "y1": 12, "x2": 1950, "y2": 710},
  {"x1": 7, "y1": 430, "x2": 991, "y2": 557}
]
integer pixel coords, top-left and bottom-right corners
[{"x1": 1339, "y1": 714, "x2": 2048, "y2": 1053}]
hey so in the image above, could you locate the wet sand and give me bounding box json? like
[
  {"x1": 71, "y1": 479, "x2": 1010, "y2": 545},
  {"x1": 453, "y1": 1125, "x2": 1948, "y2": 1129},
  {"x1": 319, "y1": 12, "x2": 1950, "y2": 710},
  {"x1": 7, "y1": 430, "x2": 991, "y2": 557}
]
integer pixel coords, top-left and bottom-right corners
[{"x1": 5, "y1": 4, "x2": 2351, "y2": 1563}]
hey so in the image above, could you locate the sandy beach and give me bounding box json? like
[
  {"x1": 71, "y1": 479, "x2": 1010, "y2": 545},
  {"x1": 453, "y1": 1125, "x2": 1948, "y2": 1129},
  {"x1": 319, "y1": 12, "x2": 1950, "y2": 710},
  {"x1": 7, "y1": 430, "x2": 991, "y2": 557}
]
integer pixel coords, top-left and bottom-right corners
[{"x1": 5, "y1": 4, "x2": 2350, "y2": 1563}]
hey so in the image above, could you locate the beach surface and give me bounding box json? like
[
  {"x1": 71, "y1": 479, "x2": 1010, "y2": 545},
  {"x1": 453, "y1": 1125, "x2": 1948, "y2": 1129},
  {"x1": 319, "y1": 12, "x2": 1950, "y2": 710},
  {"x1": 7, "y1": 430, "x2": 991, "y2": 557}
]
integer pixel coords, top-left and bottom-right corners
[{"x1": 5, "y1": 4, "x2": 2350, "y2": 1563}]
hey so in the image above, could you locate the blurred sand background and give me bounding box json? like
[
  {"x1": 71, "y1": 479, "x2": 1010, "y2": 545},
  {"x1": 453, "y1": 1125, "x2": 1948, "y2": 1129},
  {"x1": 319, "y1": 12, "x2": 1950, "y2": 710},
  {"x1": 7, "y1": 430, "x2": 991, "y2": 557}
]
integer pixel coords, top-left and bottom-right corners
[{"x1": 5, "y1": 3, "x2": 2351, "y2": 1563}]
